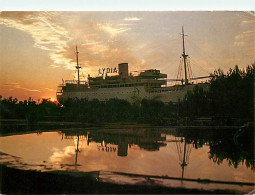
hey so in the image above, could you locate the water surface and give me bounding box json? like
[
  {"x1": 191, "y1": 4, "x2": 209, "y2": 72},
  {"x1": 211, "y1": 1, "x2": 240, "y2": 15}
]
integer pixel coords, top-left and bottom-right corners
[{"x1": 0, "y1": 128, "x2": 254, "y2": 193}]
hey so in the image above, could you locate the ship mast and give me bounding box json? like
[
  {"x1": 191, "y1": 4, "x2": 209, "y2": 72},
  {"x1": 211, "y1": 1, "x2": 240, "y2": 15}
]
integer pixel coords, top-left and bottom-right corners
[
  {"x1": 181, "y1": 140, "x2": 187, "y2": 180},
  {"x1": 181, "y1": 26, "x2": 189, "y2": 85},
  {"x1": 175, "y1": 136, "x2": 192, "y2": 183},
  {"x1": 75, "y1": 135, "x2": 80, "y2": 168},
  {"x1": 75, "y1": 45, "x2": 81, "y2": 85}
]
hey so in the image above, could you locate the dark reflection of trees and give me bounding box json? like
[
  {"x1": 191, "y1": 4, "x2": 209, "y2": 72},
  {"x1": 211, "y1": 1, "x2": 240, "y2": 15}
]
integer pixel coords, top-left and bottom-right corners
[
  {"x1": 209, "y1": 124, "x2": 254, "y2": 170},
  {"x1": 176, "y1": 124, "x2": 254, "y2": 170}
]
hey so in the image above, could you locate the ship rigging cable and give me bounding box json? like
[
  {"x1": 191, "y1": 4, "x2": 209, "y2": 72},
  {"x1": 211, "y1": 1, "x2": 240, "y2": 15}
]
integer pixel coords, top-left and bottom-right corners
[{"x1": 186, "y1": 38, "x2": 223, "y2": 70}]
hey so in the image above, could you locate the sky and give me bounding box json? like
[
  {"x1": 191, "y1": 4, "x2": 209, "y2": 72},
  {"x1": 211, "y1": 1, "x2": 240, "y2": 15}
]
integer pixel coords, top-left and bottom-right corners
[{"x1": 0, "y1": 11, "x2": 254, "y2": 101}]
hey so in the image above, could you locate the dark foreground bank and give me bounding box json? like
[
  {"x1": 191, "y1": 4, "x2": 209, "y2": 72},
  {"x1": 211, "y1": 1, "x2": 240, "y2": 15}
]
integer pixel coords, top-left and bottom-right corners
[{"x1": 0, "y1": 165, "x2": 239, "y2": 194}]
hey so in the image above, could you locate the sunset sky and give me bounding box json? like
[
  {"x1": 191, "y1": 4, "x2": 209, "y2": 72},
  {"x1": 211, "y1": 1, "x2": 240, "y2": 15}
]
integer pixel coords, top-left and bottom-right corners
[{"x1": 0, "y1": 11, "x2": 254, "y2": 100}]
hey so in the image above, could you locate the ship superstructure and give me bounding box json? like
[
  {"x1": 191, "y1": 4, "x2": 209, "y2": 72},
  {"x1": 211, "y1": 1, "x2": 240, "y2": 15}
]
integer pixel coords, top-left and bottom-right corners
[{"x1": 57, "y1": 27, "x2": 210, "y2": 103}]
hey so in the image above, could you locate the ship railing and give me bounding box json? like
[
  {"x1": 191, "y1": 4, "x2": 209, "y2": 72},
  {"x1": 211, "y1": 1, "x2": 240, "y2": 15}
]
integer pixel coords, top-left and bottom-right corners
[
  {"x1": 64, "y1": 80, "x2": 87, "y2": 85},
  {"x1": 141, "y1": 79, "x2": 167, "y2": 84},
  {"x1": 150, "y1": 86, "x2": 183, "y2": 93},
  {"x1": 64, "y1": 135, "x2": 87, "y2": 140},
  {"x1": 90, "y1": 82, "x2": 145, "y2": 88}
]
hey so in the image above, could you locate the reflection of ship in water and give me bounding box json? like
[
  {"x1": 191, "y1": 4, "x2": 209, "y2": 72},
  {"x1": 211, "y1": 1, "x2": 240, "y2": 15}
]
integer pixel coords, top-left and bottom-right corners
[
  {"x1": 58, "y1": 128, "x2": 254, "y2": 190},
  {"x1": 62, "y1": 129, "x2": 191, "y2": 175},
  {"x1": 92, "y1": 129, "x2": 167, "y2": 156},
  {"x1": 165, "y1": 133, "x2": 192, "y2": 182},
  {"x1": 175, "y1": 136, "x2": 192, "y2": 182},
  {"x1": 61, "y1": 129, "x2": 167, "y2": 158},
  {"x1": 62, "y1": 132, "x2": 91, "y2": 167}
]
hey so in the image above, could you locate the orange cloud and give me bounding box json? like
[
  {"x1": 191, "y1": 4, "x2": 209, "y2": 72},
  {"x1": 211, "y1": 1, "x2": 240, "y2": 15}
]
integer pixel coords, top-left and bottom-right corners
[
  {"x1": 1, "y1": 82, "x2": 40, "y2": 92},
  {"x1": 124, "y1": 17, "x2": 142, "y2": 21},
  {"x1": 0, "y1": 12, "x2": 71, "y2": 70},
  {"x1": 0, "y1": 12, "x2": 144, "y2": 81}
]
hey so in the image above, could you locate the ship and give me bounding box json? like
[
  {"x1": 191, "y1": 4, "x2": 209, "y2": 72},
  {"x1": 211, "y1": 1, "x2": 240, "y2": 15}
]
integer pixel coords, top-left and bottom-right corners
[{"x1": 56, "y1": 27, "x2": 211, "y2": 104}]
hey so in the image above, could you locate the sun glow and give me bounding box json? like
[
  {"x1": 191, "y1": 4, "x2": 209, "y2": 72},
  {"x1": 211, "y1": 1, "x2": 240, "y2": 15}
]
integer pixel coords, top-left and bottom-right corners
[{"x1": 50, "y1": 98, "x2": 55, "y2": 102}]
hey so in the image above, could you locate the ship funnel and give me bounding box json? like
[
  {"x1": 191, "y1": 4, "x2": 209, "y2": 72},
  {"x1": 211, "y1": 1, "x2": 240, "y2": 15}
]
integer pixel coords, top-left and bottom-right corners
[{"x1": 118, "y1": 63, "x2": 129, "y2": 79}]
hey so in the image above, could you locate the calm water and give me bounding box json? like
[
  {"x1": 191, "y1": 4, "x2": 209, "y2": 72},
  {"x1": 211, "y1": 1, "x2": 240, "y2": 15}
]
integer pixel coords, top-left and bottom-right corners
[{"x1": 0, "y1": 128, "x2": 254, "y2": 193}]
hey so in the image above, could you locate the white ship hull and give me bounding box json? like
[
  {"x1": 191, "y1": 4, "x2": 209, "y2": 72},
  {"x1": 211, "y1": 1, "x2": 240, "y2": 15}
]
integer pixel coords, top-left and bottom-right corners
[{"x1": 58, "y1": 84, "x2": 204, "y2": 103}]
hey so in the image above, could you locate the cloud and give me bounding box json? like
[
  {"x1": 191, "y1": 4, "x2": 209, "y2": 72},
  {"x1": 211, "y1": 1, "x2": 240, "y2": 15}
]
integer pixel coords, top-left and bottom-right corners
[
  {"x1": 49, "y1": 146, "x2": 74, "y2": 163},
  {"x1": 62, "y1": 38, "x2": 145, "y2": 79},
  {"x1": 0, "y1": 12, "x2": 144, "y2": 80},
  {"x1": 238, "y1": 11, "x2": 255, "y2": 25},
  {"x1": 0, "y1": 12, "x2": 72, "y2": 70},
  {"x1": 44, "y1": 88, "x2": 54, "y2": 91},
  {"x1": 1, "y1": 82, "x2": 40, "y2": 92},
  {"x1": 118, "y1": 23, "x2": 133, "y2": 26},
  {"x1": 56, "y1": 19, "x2": 144, "y2": 78},
  {"x1": 97, "y1": 23, "x2": 130, "y2": 37},
  {"x1": 241, "y1": 20, "x2": 255, "y2": 25},
  {"x1": 234, "y1": 30, "x2": 255, "y2": 46},
  {"x1": 124, "y1": 17, "x2": 142, "y2": 21}
]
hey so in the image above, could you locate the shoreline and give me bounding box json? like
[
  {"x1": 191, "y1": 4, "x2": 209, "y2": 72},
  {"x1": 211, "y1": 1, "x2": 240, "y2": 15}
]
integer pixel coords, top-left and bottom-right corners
[
  {"x1": 0, "y1": 165, "x2": 240, "y2": 194},
  {"x1": 0, "y1": 120, "x2": 242, "y2": 137}
]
